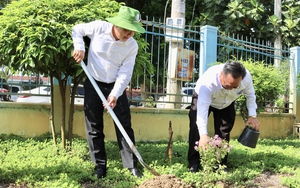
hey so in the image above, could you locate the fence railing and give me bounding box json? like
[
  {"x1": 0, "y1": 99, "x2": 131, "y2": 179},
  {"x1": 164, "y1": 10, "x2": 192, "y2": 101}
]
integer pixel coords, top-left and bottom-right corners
[
  {"x1": 0, "y1": 18, "x2": 293, "y2": 113},
  {"x1": 216, "y1": 32, "x2": 292, "y2": 113},
  {"x1": 217, "y1": 32, "x2": 291, "y2": 64}
]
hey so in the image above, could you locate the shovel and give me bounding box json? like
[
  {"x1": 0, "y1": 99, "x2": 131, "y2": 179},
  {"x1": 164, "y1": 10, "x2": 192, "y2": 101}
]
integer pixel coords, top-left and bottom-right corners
[{"x1": 80, "y1": 61, "x2": 160, "y2": 176}]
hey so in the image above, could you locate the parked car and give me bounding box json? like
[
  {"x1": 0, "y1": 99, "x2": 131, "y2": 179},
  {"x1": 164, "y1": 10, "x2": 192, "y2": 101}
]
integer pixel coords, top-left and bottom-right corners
[
  {"x1": 156, "y1": 87, "x2": 194, "y2": 109},
  {"x1": 16, "y1": 86, "x2": 51, "y2": 103},
  {"x1": 10, "y1": 85, "x2": 25, "y2": 102},
  {"x1": 0, "y1": 78, "x2": 11, "y2": 101},
  {"x1": 0, "y1": 88, "x2": 11, "y2": 101},
  {"x1": 184, "y1": 82, "x2": 196, "y2": 88},
  {"x1": 128, "y1": 94, "x2": 143, "y2": 107},
  {"x1": 72, "y1": 85, "x2": 84, "y2": 105},
  {"x1": 16, "y1": 85, "x2": 84, "y2": 104},
  {"x1": 181, "y1": 87, "x2": 194, "y2": 109},
  {"x1": 126, "y1": 86, "x2": 143, "y2": 107},
  {"x1": 182, "y1": 87, "x2": 194, "y2": 95}
]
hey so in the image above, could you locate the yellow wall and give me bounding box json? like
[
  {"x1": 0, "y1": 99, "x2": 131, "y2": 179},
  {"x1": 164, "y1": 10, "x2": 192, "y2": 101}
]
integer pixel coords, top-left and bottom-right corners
[
  {"x1": 0, "y1": 103, "x2": 295, "y2": 141},
  {"x1": 0, "y1": 103, "x2": 50, "y2": 137}
]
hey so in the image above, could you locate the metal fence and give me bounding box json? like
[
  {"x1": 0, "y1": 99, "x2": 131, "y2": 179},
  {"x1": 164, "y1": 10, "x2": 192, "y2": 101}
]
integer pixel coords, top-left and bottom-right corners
[
  {"x1": 216, "y1": 32, "x2": 292, "y2": 113},
  {"x1": 217, "y1": 32, "x2": 291, "y2": 64},
  {"x1": 0, "y1": 17, "x2": 292, "y2": 113},
  {"x1": 126, "y1": 18, "x2": 202, "y2": 109},
  {"x1": 127, "y1": 19, "x2": 292, "y2": 112}
]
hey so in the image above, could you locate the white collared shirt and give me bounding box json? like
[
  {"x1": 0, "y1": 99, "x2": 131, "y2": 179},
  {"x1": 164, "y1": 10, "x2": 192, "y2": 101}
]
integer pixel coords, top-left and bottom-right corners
[
  {"x1": 194, "y1": 64, "x2": 257, "y2": 136},
  {"x1": 72, "y1": 20, "x2": 138, "y2": 99}
]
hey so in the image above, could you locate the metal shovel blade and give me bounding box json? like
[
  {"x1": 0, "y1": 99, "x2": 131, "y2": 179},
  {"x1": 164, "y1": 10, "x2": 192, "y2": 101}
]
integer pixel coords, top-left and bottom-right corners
[{"x1": 80, "y1": 61, "x2": 160, "y2": 176}]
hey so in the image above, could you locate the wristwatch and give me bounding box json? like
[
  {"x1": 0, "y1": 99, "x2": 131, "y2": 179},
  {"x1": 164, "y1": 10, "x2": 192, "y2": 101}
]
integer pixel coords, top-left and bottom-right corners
[{"x1": 249, "y1": 116, "x2": 257, "y2": 119}]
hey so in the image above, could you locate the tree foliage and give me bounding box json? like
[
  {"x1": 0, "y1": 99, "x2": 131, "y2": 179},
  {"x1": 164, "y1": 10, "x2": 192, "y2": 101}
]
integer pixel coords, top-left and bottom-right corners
[
  {"x1": 0, "y1": 0, "x2": 151, "y2": 148},
  {"x1": 118, "y1": 0, "x2": 300, "y2": 47}
]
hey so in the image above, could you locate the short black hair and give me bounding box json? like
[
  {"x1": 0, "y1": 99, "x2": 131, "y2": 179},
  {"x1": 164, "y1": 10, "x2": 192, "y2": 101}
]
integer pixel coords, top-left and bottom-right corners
[{"x1": 223, "y1": 61, "x2": 247, "y2": 79}]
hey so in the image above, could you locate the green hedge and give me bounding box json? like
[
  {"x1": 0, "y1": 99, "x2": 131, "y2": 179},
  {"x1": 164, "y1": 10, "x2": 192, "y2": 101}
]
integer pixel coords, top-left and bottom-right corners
[{"x1": 235, "y1": 60, "x2": 287, "y2": 121}]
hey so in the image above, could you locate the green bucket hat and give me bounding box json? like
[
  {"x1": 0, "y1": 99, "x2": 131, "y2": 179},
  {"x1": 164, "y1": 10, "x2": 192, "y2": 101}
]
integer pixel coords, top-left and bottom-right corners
[{"x1": 106, "y1": 6, "x2": 145, "y2": 33}]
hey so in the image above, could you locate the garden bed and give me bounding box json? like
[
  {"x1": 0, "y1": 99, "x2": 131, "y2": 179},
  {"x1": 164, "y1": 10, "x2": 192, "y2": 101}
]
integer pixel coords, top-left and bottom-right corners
[{"x1": 0, "y1": 134, "x2": 299, "y2": 187}]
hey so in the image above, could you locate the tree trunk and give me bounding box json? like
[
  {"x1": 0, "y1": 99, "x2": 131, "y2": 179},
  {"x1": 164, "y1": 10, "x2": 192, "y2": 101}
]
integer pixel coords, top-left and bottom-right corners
[
  {"x1": 68, "y1": 74, "x2": 84, "y2": 149},
  {"x1": 58, "y1": 79, "x2": 67, "y2": 149},
  {"x1": 49, "y1": 76, "x2": 57, "y2": 147}
]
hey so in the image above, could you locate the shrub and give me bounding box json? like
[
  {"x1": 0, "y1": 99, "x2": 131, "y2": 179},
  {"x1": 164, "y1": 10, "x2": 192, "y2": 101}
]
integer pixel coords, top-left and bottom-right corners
[{"x1": 235, "y1": 60, "x2": 286, "y2": 121}]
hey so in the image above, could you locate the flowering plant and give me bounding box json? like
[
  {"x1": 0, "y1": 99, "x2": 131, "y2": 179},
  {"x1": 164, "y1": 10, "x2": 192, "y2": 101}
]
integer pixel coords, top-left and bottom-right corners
[{"x1": 195, "y1": 135, "x2": 233, "y2": 173}]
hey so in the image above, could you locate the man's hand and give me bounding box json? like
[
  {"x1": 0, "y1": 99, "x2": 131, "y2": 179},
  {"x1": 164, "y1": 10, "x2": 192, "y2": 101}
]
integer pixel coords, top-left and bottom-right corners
[
  {"x1": 105, "y1": 95, "x2": 117, "y2": 110},
  {"x1": 73, "y1": 50, "x2": 85, "y2": 63},
  {"x1": 198, "y1": 134, "x2": 210, "y2": 151},
  {"x1": 246, "y1": 116, "x2": 260, "y2": 131}
]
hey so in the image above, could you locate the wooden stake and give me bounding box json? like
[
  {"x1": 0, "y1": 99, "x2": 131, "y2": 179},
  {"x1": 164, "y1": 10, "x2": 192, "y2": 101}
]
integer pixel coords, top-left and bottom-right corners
[{"x1": 164, "y1": 121, "x2": 173, "y2": 163}]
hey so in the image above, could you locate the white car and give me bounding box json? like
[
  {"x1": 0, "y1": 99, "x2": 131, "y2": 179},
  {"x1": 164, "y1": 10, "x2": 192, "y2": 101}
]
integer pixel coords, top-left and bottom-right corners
[
  {"x1": 16, "y1": 86, "x2": 51, "y2": 103},
  {"x1": 184, "y1": 82, "x2": 196, "y2": 88},
  {"x1": 16, "y1": 85, "x2": 84, "y2": 104},
  {"x1": 157, "y1": 87, "x2": 194, "y2": 109},
  {"x1": 10, "y1": 85, "x2": 25, "y2": 102}
]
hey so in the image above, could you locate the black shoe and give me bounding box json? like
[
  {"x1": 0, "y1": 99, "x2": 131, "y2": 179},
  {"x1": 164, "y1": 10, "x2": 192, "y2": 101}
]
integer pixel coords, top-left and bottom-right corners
[
  {"x1": 214, "y1": 165, "x2": 228, "y2": 173},
  {"x1": 128, "y1": 168, "x2": 142, "y2": 178},
  {"x1": 223, "y1": 167, "x2": 229, "y2": 172},
  {"x1": 189, "y1": 164, "x2": 199, "y2": 173},
  {"x1": 94, "y1": 167, "x2": 107, "y2": 178}
]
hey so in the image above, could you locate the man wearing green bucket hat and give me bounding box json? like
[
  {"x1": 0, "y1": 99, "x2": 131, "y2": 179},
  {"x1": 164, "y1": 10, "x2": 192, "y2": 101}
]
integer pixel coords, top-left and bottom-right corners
[{"x1": 72, "y1": 6, "x2": 145, "y2": 178}]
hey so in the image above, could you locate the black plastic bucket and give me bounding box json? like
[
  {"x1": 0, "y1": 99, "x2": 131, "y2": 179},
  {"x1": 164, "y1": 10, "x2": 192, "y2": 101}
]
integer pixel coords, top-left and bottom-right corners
[{"x1": 238, "y1": 126, "x2": 260, "y2": 148}]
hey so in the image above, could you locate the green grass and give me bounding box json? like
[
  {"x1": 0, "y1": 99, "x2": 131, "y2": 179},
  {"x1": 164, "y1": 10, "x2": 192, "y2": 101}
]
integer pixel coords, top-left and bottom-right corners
[{"x1": 0, "y1": 133, "x2": 300, "y2": 188}]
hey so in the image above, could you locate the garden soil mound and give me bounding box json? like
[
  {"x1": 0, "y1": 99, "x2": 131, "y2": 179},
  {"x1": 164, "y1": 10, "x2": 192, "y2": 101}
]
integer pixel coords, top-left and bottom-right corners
[{"x1": 138, "y1": 174, "x2": 193, "y2": 188}]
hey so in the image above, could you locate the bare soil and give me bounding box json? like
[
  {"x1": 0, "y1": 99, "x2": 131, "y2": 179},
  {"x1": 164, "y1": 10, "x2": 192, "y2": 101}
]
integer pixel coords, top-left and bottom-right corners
[
  {"x1": 0, "y1": 182, "x2": 28, "y2": 188},
  {"x1": 247, "y1": 171, "x2": 290, "y2": 188},
  {"x1": 0, "y1": 171, "x2": 290, "y2": 188},
  {"x1": 136, "y1": 171, "x2": 289, "y2": 188},
  {"x1": 138, "y1": 174, "x2": 193, "y2": 188}
]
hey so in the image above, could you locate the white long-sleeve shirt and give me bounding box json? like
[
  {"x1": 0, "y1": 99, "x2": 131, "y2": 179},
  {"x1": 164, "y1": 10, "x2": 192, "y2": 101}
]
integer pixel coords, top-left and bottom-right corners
[
  {"x1": 195, "y1": 64, "x2": 257, "y2": 136},
  {"x1": 72, "y1": 20, "x2": 138, "y2": 99}
]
